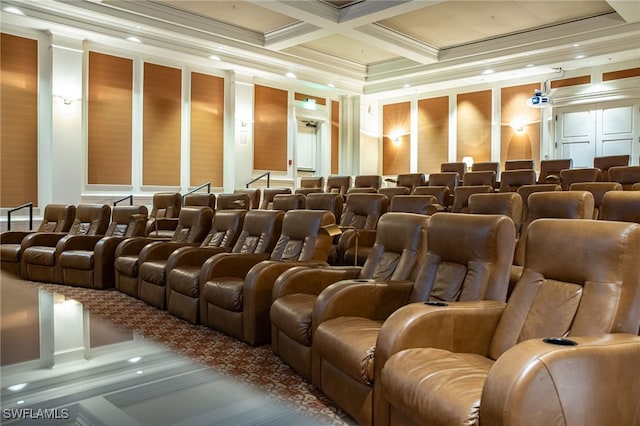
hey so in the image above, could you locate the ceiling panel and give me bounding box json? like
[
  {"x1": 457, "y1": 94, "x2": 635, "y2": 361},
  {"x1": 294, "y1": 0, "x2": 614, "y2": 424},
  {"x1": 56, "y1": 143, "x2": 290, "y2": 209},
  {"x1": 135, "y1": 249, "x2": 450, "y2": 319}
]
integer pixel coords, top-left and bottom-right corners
[{"x1": 294, "y1": 34, "x2": 399, "y2": 64}]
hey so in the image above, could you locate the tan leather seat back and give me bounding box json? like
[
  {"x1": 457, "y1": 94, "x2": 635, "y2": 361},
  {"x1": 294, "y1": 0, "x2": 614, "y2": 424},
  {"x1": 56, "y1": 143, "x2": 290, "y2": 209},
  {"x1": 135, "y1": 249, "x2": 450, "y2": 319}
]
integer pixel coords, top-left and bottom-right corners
[
  {"x1": 341, "y1": 193, "x2": 388, "y2": 229},
  {"x1": 559, "y1": 168, "x2": 602, "y2": 190},
  {"x1": 538, "y1": 159, "x2": 572, "y2": 183},
  {"x1": 232, "y1": 210, "x2": 284, "y2": 254},
  {"x1": 353, "y1": 174, "x2": 382, "y2": 190},
  {"x1": 201, "y1": 209, "x2": 246, "y2": 248},
  {"x1": 396, "y1": 173, "x2": 425, "y2": 192},
  {"x1": 468, "y1": 192, "x2": 523, "y2": 235},
  {"x1": 360, "y1": 212, "x2": 429, "y2": 282},
  {"x1": 471, "y1": 161, "x2": 499, "y2": 174},
  {"x1": 427, "y1": 172, "x2": 459, "y2": 191},
  {"x1": 299, "y1": 176, "x2": 324, "y2": 189},
  {"x1": 609, "y1": 165, "x2": 640, "y2": 190},
  {"x1": 451, "y1": 185, "x2": 493, "y2": 213},
  {"x1": 269, "y1": 210, "x2": 335, "y2": 262},
  {"x1": 325, "y1": 175, "x2": 352, "y2": 194},
  {"x1": 390, "y1": 195, "x2": 437, "y2": 215},
  {"x1": 184, "y1": 193, "x2": 216, "y2": 209},
  {"x1": 489, "y1": 219, "x2": 640, "y2": 360},
  {"x1": 601, "y1": 191, "x2": 640, "y2": 223},
  {"x1": 440, "y1": 162, "x2": 466, "y2": 176},
  {"x1": 412, "y1": 186, "x2": 450, "y2": 205},
  {"x1": 306, "y1": 192, "x2": 344, "y2": 222},
  {"x1": 171, "y1": 206, "x2": 213, "y2": 243},
  {"x1": 106, "y1": 205, "x2": 148, "y2": 237},
  {"x1": 594, "y1": 154, "x2": 629, "y2": 181},
  {"x1": 234, "y1": 188, "x2": 261, "y2": 209},
  {"x1": 569, "y1": 182, "x2": 623, "y2": 219},
  {"x1": 411, "y1": 213, "x2": 515, "y2": 304},
  {"x1": 505, "y1": 159, "x2": 534, "y2": 170},
  {"x1": 378, "y1": 187, "x2": 410, "y2": 203},
  {"x1": 272, "y1": 194, "x2": 306, "y2": 211},
  {"x1": 499, "y1": 169, "x2": 536, "y2": 192},
  {"x1": 260, "y1": 188, "x2": 291, "y2": 209},
  {"x1": 37, "y1": 204, "x2": 76, "y2": 232},
  {"x1": 150, "y1": 192, "x2": 181, "y2": 219},
  {"x1": 516, "y1": 184, "x2": 562, "y2": 224},
  {"x1": 70, "y1": 204, "x2": 111, "y2": 236},
  {"x1": 462, "y1": 170, "x2": 496, "y2": 187},
  {"x1": 216, "y1": 193, "x2": 251, "y2": 210}
]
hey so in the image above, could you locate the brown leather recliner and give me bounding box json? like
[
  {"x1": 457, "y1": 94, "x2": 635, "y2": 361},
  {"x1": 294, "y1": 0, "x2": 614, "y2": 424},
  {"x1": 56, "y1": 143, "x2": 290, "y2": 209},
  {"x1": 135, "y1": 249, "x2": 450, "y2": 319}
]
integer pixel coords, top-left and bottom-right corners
[
  {"x1": 450, "y1": 185, "x2": 493, "y2": 213},
  {"x1": 559, "y1": 167, "x2": 602, "y2": 190},
  {"x1": 510, "y1": 190, "x2": 595, "y2": 293},
  {"x1": 412, "y1": 185, "x2": 450, "y2": 207},
  {"x1": 260, "y1": 188, "x2": 291, "y2": 209},
  {"x1": 306, "y1": 192, "x2": 344, "y2": 224},
  {"x1": 312, "y1": 213, "x2": 515, "y2": 425},
  {"x1": 516, "y1": 183, "x2": 562, "y2": 224},
  {"x1": 295, "y1": 177, "x2": 325, "y2": 196},
  {"x1": 137, "y1": 208, "x2": 242, "y2": 311},
  {"x1": 376, "y1": 218, "x2": 640, "y2": 426},
  {"x1": 21, "y1": 204, "x2": 111, "y2": 283},
  {"x1": 145, "y1": 192, "x2": 182, "y2": 240},
  {"x1": 1, "y1": 204, "x2": 76, "y2": 277},
  {"x1": 504, "y1": 158, "x2": 534, "y2": 170},
  {"x1": 336, "y1": 193, "x2": 389, "y2": 266},
  {"x1": 440, "y1": 162, "x2": 466, "y2": 177},
  {"x1": 538, "y1": 158, "x2": 572, "y2": 184},
  {"x1": 396, "y1": 173, "x2": 425, "y2": 193},
  {"x1": 272, "y1": 193, "x2": 306, "y2": 211},
  {"x1": 593, "y1": 154, "x2": 629, "y2": 181},
  {"x1": 499, "y1": 169, "x2": 536, "y2": 192},
  {"x1": 569, "y1": 182, "x2": 623, "y2": 219},
  {"x1": 200, "y1": 209, "x2": 334, "y2": 346},
  {"x1": 468, "y1": 192, "x2": 523, "y2": 237},
  {"x1": 608, "y1": 165, "x2": 640, "y2": 190},
  {"x1": 426, "y1": 172, "x2": 459, "y2": 208},
  {"x1": 114, "y1": 206, "x2": 213, "y2": 299},
  {"x1": 349, "y1": 175, "x2": 382, "y2": 193},
  {"x1": 216, "y1": 193, "x2": 251, "y2": 210},
  {"x1": 164, "y1": 210, "x2": 257, "y2": 324},
  {"x1": 183, "y1": 193, "x2": 216, "y2": 209},
  {"x1": 234, "y1": 188, "x2": 261, "y2": 209},
  {"x1": 600, "y1": 191, "x2": 640, "y2": 223},
  {"x1": 389, "y1": 195, "x2": 437, "y2": 215},
  {"x1": 270, "y1": 212, "x2": 430, "y2": 383},
  {"x1": 462, "y1": 170, "x2": 496, "y2": 188},
  {"x1": 325, "y1": 175, "x2": 352, "y2": 195},
  {"x1": 377, "y1": 186, "x2": 410, "y2": 204},
  {"x1": 58, "y1": 205, "x2": 148, "y2": 289}
]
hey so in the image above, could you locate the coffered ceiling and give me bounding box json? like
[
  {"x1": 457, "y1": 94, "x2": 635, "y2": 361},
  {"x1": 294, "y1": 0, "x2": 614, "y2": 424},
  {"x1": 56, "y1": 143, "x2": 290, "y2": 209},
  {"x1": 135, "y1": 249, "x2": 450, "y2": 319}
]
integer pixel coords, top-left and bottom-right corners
[{"x1": 2, "y1": 0, "x2": 639, "y2": 96}]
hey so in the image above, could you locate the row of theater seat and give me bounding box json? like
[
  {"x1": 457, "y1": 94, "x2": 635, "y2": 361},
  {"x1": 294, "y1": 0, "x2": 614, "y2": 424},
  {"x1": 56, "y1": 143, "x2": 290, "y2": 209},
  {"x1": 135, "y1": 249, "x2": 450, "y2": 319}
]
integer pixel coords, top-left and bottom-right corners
[{"x1": 2, "y1": 190, "x2": 640, "y2": 425}]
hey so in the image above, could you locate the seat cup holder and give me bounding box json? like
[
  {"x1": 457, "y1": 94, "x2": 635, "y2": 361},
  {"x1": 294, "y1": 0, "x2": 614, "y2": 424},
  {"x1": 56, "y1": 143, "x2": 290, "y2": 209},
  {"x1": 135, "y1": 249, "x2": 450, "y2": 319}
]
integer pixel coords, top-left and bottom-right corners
[
  {"x1": 353, "y1": 278, "x2": 373, "y2": 283},
  {"x1": 543, "y1": 337, "x2": 577, "y2": 346},
  {"x1": 424, "y1": 301, "x2": 448, "y2": 306}
]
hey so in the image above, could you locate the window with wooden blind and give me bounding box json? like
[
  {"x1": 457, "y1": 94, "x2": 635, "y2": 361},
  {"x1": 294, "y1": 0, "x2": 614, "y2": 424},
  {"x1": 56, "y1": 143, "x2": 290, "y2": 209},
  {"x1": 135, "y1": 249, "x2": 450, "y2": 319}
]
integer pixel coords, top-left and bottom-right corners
[
  {"x1": 383, "y1": 102, "x2": 411, "y2": 175},
  {"x1": 457, "y1": 90, "x2": 492, "y2": 164},
  {"x1": 501, "y1": 83, "x2": 541, "y2": 168},
  {"x1": 254, "y1": 85, "x2": 288, "y2": 172},
  {"x1": 418, "y1": 96, "x2": 449, "y2": 174}
]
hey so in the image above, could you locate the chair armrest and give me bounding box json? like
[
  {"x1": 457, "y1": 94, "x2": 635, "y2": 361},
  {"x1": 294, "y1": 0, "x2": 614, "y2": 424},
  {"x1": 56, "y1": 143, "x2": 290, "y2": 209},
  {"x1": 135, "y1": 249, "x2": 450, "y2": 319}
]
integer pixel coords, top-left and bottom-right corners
[
  {"x1": 55, "y1": 234, "x2": 103, "y2": 252},
  {"x1": 138, "y1": 241, "x2": 198, "y2": 263},
  {"x1": 272, "y1": 265, "x2": 362, "y2": 300},
  {"x1": 114, "y1": 237, "x2": 155, "y2": 257},
  {"x1": 313, "y1": 280, "x2": 414, "y2": 326},
  {"x1": 21, "y1": 232, "x2": 68, "y2": 249},
  {"x1": 154, "y1": 218, "x2": 179, "y2": 231},
  {"x1": 481, "y1": 334, "x2": 640, "y2": 426},
  {"x1": 165, "y1": 246, "x2": 230, "y2": 271},
  {"x1": 93, "y1": 236, "x2": 128, "y2": 289},
  {"x1": 1, "y1": 231, "x2": 33, "y2": 244},
  {"x1": 199, "y1": 252, "x2": 271, "y2": 283}
]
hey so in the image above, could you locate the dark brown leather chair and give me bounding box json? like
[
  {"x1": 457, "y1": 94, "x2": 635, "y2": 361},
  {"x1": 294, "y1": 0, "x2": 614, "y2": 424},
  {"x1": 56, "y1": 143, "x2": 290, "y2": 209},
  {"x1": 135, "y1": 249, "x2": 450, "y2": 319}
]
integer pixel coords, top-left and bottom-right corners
[
  {"x1": 306, "y1": 192, "x2": 343, "y2": 224},
  {"x1": 499, "y1": 169, "x2": 536, "y2": 192},
  {"x1": 296, "y1": 176, "x2": 325, "y2": 196},
  {"x1": 114, "y1": 206, "x2": 213, "y2": 299},
  {"x1": 569, "y1": 182, "x2": 623, "y2": 219},
  {"x1": 234, "y1": 188, "x2": 261, "y2": 209},
  {"x1": 21, "y1": 204, "x2": 111, "y2": 283},
  {"x1": 538, "y1": 159, "x2": 572, "y2": 184},
  {"x1": 336, "y1": 193, "x2": 389, "y2": 266},
  {"x1": 145, "y1": 192, "x2": 182, "y2": 239},
  {"x1": 270, "y1": 212, "x2": 430, "y2": 383},
  {"x1": 161, "y1": 209, "x2": 247, "y2": 323},
  {"x1": 200, "y1": 209, "x2": 334, "y2": 346},
  {"x1": 389, "y1": 195, "x2": 437, "y2": 215},
  {"x1": 378, "y1": 186, "x2": 410, "y2": 204},
  {"x1": 58, "y1": 205, "x2": 148, "y2": 289},
  {"x1": 325, "y1": 175, "x2": 352, "y2": 195},
  {"x1": 272, "y1": 193, "x2": 306, "y2": 211},
  {"x1": 594, "y1": 154, "x2": 629, "y2": 181},
  {"x1": 412, "y1": 185, "x2": 450, "y2": 206},
  {"x1": 462, "y1": 170, "x2": 496, "y2": 188},
  {"x1": 396, "y1": 173, "x2": 425, "y2": 193},
  {"x1": 376, "y1": 219, "x2": 640, "y2": 426},
  {"x1": 468, "y1": 192, "x2": 523, "y2": 237},
  {"x1": 516, "y1": 183, "x2": 562, "y2": 224},
  {"x1": 1, "y1": 204, "x2": 76, "y2": 277},
  {"x1": 600, "y1": 191, "x2": 640, "y2": 223},
  {"x1": 450, "y1": 185, "x2": 493, "y2": 213},
  {"x1": 608, "y1": 165, "x2": 640, "y2": 190},
  {"x1": 504, "y1": 158, "x2": 534, "y2": 170},
  {"x1": 216, "y1": 193, "x2": 251, "y2": 210},
  {"x1": 349, "y1": 175, "x2": 382, "y2": 193},
  {"x1": 260, "y1": 188, "x2": 291, "y2": 209},
  {"x1": 313, "y1": 213, "x2": 515, "y2": 425},
  {"x1": 471, "y1": 161, "x2": 499, "y2": 174},
  {"x1": 559, "y1": 167, "x2": 602, "y2": 190},
  {"x1": 183, "y1": 193, "x2": 216, "y2": 209},
  {"x1": 427, "y1": 172, "x2": 459, "y2": 208},
  {"x1": 440, "y1": 162, "x2": 466, "y2": 177}
]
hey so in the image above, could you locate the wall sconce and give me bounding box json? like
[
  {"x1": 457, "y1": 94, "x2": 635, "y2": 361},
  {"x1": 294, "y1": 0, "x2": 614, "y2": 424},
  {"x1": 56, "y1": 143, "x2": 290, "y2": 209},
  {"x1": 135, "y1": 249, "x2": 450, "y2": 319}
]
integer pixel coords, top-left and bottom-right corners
[
  {"x1": 53, "y1": 95, "x2": 81, "y2": 105},
  {"x1": 389, "y1": 129, "x2": 405, "y2": 146},
  {"x1": 462, "y1": 156, "x2": 474, "y2": 172},
  {"x1": 511, "y1": 118, "x2": 528, "y2": 134}
]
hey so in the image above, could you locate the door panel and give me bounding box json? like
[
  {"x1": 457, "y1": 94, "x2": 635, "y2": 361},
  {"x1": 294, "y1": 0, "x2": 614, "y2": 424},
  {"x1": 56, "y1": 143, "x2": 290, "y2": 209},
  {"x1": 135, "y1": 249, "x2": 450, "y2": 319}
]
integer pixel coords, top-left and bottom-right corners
[
  {"x1": 557, "y1": 106, "x2": 595, "y2": 168},
  {"x1": 598, "y1": 104, "x2": 635, "y2": 156}
]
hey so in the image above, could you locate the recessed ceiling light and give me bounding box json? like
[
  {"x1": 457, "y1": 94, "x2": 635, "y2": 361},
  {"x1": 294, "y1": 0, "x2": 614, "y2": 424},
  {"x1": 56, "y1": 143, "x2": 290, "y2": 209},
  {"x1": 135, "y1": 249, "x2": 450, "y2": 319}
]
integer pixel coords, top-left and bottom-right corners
[
  {"x1": 8, "y1": 383, "x2": 27, "y2": 391},
  {"x1": 126, "y1": 36, "x2": 141, "y2": 43},
  {"x1": 403, "y1": 83, "x2": 411, "y2": 88},
  {"x1": 482, "y1": 69, "x2": 495, "y2": 75},
  {"x1": 575, "y1": 55, "x2": 586, "y2": 59},
  {"x1": 327, "y1": 83, "x2": 335, "y2": 88},
  {"x1": 3, "y1": 6, "x2": 25, "y2": 15},
  {"x1": 573, "y1": 43, "x2": 580, "y2": 47},
  {"x1": 209, "y1": 55, "x2": 220, "y2": 61},
  {"x1": 525, "y1": 64, "x2": 535, "y2": 68},
  {"x1": 286, "y1": 72, "x2": 296, "y2": 79}
]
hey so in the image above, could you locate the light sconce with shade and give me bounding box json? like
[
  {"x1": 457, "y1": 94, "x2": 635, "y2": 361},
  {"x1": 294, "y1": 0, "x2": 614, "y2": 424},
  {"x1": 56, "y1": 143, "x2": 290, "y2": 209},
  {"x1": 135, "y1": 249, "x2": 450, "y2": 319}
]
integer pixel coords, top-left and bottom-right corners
[
  {"x1": 388, "y1": 129, "x2": 405, "y2": 146},
  {"x1": 511, "y1": 117, "x2": 528, "y2": 134},
  {"x1": 462, "y1": 156, "x2": 474, "y2": 172}
]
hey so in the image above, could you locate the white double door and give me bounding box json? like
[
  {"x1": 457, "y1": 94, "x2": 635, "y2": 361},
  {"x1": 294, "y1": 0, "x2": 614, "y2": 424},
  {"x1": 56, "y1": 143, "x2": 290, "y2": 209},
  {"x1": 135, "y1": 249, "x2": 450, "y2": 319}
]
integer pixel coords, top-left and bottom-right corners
[{"x1": 555, "y1": 100, "x2": 640, "y2": 167}]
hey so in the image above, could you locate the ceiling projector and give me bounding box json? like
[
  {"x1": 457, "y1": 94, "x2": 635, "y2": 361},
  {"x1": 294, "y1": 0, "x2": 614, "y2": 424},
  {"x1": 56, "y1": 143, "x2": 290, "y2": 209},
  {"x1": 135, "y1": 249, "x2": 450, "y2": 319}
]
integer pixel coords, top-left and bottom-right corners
[{"x1": 527, "y1": 89, "x2": 551, "y2": 108}]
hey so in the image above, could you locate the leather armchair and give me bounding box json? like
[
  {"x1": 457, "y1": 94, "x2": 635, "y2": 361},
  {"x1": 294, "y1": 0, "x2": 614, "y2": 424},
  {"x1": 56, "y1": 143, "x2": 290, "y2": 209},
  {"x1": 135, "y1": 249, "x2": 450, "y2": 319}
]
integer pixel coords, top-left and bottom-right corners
[
  {"x1": 164, "y1": 210, "x2": 251, "y2": 324},
  {"x1": 200, "y1": 209, "x2": 334, "y2": 346},
  {"x1": 145, "y1": 192, "x2": 182, "y2": 239},
  {"x1": 516, "y1": 183, "x2": 562, "y2": 224},
  {"x1": 593, "y1": 154, "x2": 629, "y2": 181},
  {"x1": 538, "y1": 159, "x2": 572, "y2": 184},
  {"x1": 462, "y1": 170, "x2": 496, "y2": 188},
  {"x1": 504, "y1": 159, "x2": 534, "y2": 170},
  {"x1": 559, "y1": 167, "x2": 602, "y2": 190},
  {"x1": 270, "y1": 212, "x2": 430, "y2": 382},
  {"x1": 351, "y1": 175, "x2": 382, "y2": 192},
  {"x1": 377, "y1": 186, "x2": 410, "y2": 204},
  {"x1": 1, "y1": 204, "x2": 76, "y2": 277},
  {"x1": 216, "y1": 193, "x2": 251, "y2": 210},
  {"x1": 389, "y1": 195, "x2": 437, "y2": 215},
  {"x1": 234, "y1": 188, "x2": 261, "y2": 209},
  {"x1": 608, "y1": 165, "x2": 640, "y2": 190},
  {"x1": 295, "y1": 177, "x2": 325, "y2": 196},
  {"x1": 468, "y1": 192, "x2": 523, "y2": 237},
  {"x1": 183, "y1": 193, "x2": 216, "y2": 209},
  {"x1": 450, "y1": 185, "x2": 493, "y2": 213},
  {"x1": 499, "y1": 169, "x2": 536, "y2": 192},
  {"x1": 260, "y1": 188, "x2": 291, "y2": 209},
  {"x1": 272, "y1": 193, "x2": 306, "y2": 211},
  {"x1": 306, "y1": 193, "x2": 343, "y2": 223},
  {"x1": 21, "y1": 204, "x2": 111, "y2": 283},
  {"x1": 569, "y1": 182, "x2": 622, "y2": 219},
  {"x1": 427, "y1": 173, "x2": 459, "y2": 208},
  {"x1": 376, "y1": 218, "x2": 640, "y2": 426},
  {"x1": 114, "y1": 206, "x2": 213, "y2": 299},
  {"x1": 325, "y1": 175, "x2": 351, "y2": 195},
  {"x1": 412, "y1": 186, "x2": 450, "y2": 207},
  {"x1": 440, "y1": 162, "x2": 466, "y2": 177},
  {"x1": 312, "y1": 213, "x2": 515, "y2": 425},
  {"x1": 336, "y1": 193, "x2": 388, "y2": 266},
  {"x1": 395, "y1": 173, "x2": 425, "y2": 193},
  {"x1": 600, "y1": 191, "x2": 640, "y2": 223},
  {"x1": 58, "y1": 205, "x2": 148, "y2": 289}
]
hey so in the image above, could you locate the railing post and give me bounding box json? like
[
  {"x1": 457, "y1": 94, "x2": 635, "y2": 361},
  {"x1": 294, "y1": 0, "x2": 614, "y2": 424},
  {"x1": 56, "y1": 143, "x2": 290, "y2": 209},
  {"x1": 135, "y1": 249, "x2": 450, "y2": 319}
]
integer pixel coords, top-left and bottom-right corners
[{"x1": 7, "y1": 202, "x2": 34, "y2": 231}]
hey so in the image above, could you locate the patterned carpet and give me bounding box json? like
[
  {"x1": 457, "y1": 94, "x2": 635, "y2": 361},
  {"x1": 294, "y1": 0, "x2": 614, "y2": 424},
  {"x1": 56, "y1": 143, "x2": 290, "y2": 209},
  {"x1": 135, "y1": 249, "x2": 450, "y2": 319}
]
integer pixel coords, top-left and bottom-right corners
[{"x1": 23, "y1": 281, "x2": 354, "y2": 426}]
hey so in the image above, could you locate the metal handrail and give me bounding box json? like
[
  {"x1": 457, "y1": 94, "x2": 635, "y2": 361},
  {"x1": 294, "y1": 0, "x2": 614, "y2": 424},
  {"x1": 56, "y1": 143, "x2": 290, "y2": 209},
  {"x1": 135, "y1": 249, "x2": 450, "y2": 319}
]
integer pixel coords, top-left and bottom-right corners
[
  {"x1": 7, "y1": 202, "x2": 33, "y2": 231},
  {"x1": 113, "y1": 195, "x2": 133, "y2": 206},
  {"x1": 183, "y1": 182, "x2": 211, "y2": 198},
  {"x1": 246, "y1": 172, "x2": 270, "y2": 188}
]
